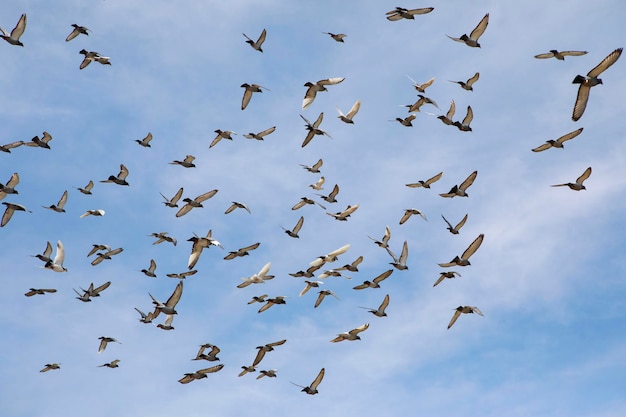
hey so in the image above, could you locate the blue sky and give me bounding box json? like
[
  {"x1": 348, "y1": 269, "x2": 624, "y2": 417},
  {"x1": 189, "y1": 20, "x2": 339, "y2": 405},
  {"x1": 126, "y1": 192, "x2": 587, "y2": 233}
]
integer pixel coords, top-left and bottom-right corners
[{"x1": 1, "y1": 1, "x2": 625, "y2": 416}]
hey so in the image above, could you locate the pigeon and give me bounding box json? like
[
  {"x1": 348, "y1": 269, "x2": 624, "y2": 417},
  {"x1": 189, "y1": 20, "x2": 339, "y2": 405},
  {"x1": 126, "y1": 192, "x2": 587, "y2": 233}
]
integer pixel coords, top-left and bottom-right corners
[
  {"x1": 368, "y1": 226, "x2": 391, "y2": 249},
  {"x1": 330, "y1": 323, "x2": 369, "y2": 342},
  {"x1": 447, "y1": 13, "x2": 489, "y2": 47},
  {"x1": 0, "y1": 141, "x2": 24, "y2": 153},
  {"x1": 178, "y1": 364, "x2": 224, "y2": 383},
  {"x1": 210, "y1": 130, "x2": 237, "y2": 148},
  {"x1": 240, "y1": 83, "x2": 268, "y2": 110},
  {"x1": 439, "y1": 171, "x2": 478, "y2": 198},
  {"x1": 299, "y1": 280, "x2": 324, "y2": 297},
  {"x1": 176, "y1": 189, "x2": 219, "y2": 217},
  {"x1": 23, "y1": 132, "x2": 52, "y2": 149},
  {"x1": 404, "y1": 94, "x2": 439, "y2": 112},
  {"x1": 453, "y1": 105, "x2": 473, "y2": 131},
  {"x1": 166, "y1": 270, "x2": 197, "y2": 279},
  {"x1": 387, "y1": 240, "x2": 409, "y2": 270},
  {"x1": 31, "y1": 241, "x2": 53, "y2": 264},
  {"x1": 243, "y1": 28, "x2": 266, "y2": 52},
  {"x1": 193, "y1": 344, "x2": 221, "y2": 362},
  {"x1": 24, "y1": 288, "x2": 57, "y2": 297},
  {"x1": 433, "y1": 271, "x2": 462, "y2": 287},
  {"x1": 532, "y1": 128, "x2": 584, "y2": 152},
  {"x1": 359, "y1": 294, "x2": 390, "y2": 317},
  {"x1": 160, "y1": 188, "x2": 184, "y2": 208},
  {"x1": 150, "y1": 280, "x2": 183, "y2": 318},
  {"x1": 150, "y1": 232, "x2": 177, "y2": 246},
  {"x1": 257, "y1": 296, "x2": 287, "y2": 313},
  {"x1": 571, "y1": 48, "x2": 622, "y2": 121},
  {"x1": 40, "y1": 363, "x2": 61, "y2": 373},
  {"x1": 98, "y1": 360, "x2": 120, "y2": 368},
  {"x1": 353, "y1": 269, "x2": 393, "y2": 290},
  {"x1": 0, "y1": 13, "x2": 26, "y2": 46},
  {"x1": 534, "y1": 50, "x2": 588, "y2": 60},
  {"x1": 406, "y1": 75, "x2": 435, "y2": 93},
  {"x1": 1, "y1": 202, "x2": 30, "y2": 227},
  {"x1": 406, "y1": 171, "x2": 443, "y2": 189},
  {"x1": 442, "y1": 213, "x2": 468, "y2": 234},
  {"x1": 224, "y1": 242, "x2": 261, "y2": 260},
  {"x1": 224, "y1": 201, "x2": 251, "y2": 214},
  {"x1": 313, "y1": 289, "x2": 340, "y2": 308},
  {"x1": 243, "y1": 126, "x2": 276, "y2": 140},
  {"x1": 336, "y1": 99, "x2": 361, "y2": 123},
  {"x1": 257, "y1": 369, "x2": 278, "y2": 379},
  {"x1": 80, "y1": 209, "x2": 105, "y2": 218},
  {"x1": 448, "y1": 306, "x2": 484, "y2": 329},
  {"x1": 134, "y1": 308, "x2": 155, "y2": 324},
  {"x1": 65, "y1": 24, "x2": 89, "y2": 42},
  {"x1": 281, "y1": 216, "x2": 304, "y2": 238},
  {"x1": 157, "y1": 314, "x2": 176, "y2": 331},
  {"x1": 237, "y1": 262, "x2": 274, "y2": 288},
  {"x1": 326, "y1": 204, "x2": 359, "y2": 221},
  {"x1": 252, "y1": 339, "x2": 286, "y2": 366},
  {"x1": 309, "y1": 177, "x2": 325, "y2": 191},
  {"x1": 392, "y1": 114, "x2": 416, "y2": 127},
  {"x1": 449, "y1": 72, "x2": 479, "y2": 91},
  {"x1": 42, "y1": 190, "x2": 68, "y2": 213},
  {"x1": 310, "y1": 244, "x2": 351, "y2": 267},
  {"x1": 100, "y1": 164, "x2": 129, "y2": 186},
  {"x1": 386, "y1": 7, "x2": 434, "y2": 21},
  {"x1": 247, "y1": 295, "x2": 269, "y2": 305},
  {"x1": 134, "y1": 132, "x2": 153, "y2": 147},
  {"x1": 302, "y1": 78, "x2": 345, "y2": 110},
  {"x1": 90, "y1": 247, "x2": 122, "y2": 266},
  {"x1": 438, "y1": 234, "x2": 485, "y2": 267},
  {"x1": 290, "y1": 368, "x2": 325, "y2": 395},
  {"x1": 75, "y1": 180, "x2": 94, "y2": 195},
  {"x1": 187, "y1": 230, "x2": 223, "y2": 269},
  {"x1": 44, "y1": 240, "x2": 66, "y2": 272},
  {"x1": 169, "y1": 155, "x2": 196, "y2": 168},
  {"x1": 0, "y1": 172, "x2": 20, "y2": 199},
  {"x1": 97, "y1": 336, "x2": 121, "y2": 354},
  {"x1": 551, "y1": 166, "x2": 592, "y2": 191},
  {"x1": 140, "y1": 259, "x2": 157, "y2": 278},
  {"x1": 300, "y1": 159, "x2": 323, "y2": 173},
  {"x1": 81, "y1": 281, "x2": 111, "y2": 298},
  {"x1": 399, "y1": 208, "x2": 427, "y2": 224},
  {"x1": 291, "y1": 197, "x2": 326, "y2": 211},
  {"x1": 301, "y1": 113, "x2": 332, "y2": 147},
  {"x1": 437, "y1": 100, "x2": 456, "y2": 125},
  {"x1": 323, "y1": 32, "x2": 346, "y2": 42},
  {"x1": 79, "y1": 49, "x2": 111, "y2": 69}
]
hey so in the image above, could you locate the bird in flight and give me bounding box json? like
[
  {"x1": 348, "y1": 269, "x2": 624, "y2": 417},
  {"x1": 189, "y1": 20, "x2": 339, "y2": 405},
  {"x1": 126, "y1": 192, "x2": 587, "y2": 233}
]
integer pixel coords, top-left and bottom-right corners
[
  {"x1": 386, "y1": 7, "x2": 434, "y2": 21},
  {"x1": 551, "y1": 166, "x2": 592, "y2": 191},
  {"x1": 438, "y1": 234, "x2": 485, "y2": 267},
  {"x1": 534, "y1": 50, "x2": 587, "y2": 60},
  {"x1": 532, "y1": 128, "x2": 584, "y2": 152},
  {"x1": 290, "y1": 368, "x2": 325, "y2": 395},
  {"x1": 323, "y1": 32, "x2": 346, "y2": 42},
  {"x1": 449, "y1": 72, "x2": 480, "y2": 91},
  {"x1": 302, "y1": 78, "x2": 345, "y2": 110},
  {"x1": 447, "y1": 13, "x2": 489, "y2": 48},
  {"x1": 571, "y1": 48, "x2": 622, "y2": 121},
  {"x1": 243, "y1": 28, "x2": 266, "y2": 52},
  {"x1": 0, "y1": 14, "x2": 26, "y2": 46},
  {"x1": 439, "y1": 171, "x2": 478, "y2": 198},
  {"x1": 330, "y1": 323, "x2": 369, "y2": 342},
  {"x1": 66, "y1": 24, "x2": 89, "y2": 42},
  {"x1": 448, "y1": 306, "x2": 484, "y2": 329}
]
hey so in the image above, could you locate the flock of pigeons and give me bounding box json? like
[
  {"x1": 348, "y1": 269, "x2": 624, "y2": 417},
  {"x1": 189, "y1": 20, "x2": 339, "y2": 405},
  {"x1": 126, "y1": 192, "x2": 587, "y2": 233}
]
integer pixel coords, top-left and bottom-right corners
[{"x1": 2, "y1": 5, "x2": 622, "y2": 395}]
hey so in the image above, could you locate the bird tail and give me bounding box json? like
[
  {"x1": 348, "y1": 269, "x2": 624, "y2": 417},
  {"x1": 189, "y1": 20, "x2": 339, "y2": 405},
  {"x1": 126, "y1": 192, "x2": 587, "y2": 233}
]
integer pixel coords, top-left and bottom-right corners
[{"x1": 572, "y1": 75, "x2": 586, "y2": 84}]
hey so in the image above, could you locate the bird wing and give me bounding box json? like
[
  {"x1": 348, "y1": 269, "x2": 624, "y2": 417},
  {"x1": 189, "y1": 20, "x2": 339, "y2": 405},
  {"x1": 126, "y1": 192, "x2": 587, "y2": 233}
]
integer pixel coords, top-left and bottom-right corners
[
  {"x1": 56, "y1": 190, "x2": 68, "y2": 209},
  {"x1": 447, "y1": 310, "x2": 462, "y2": 329},
  {"x1": 441, "y1": 214, "x2": 453, "y2": 229},
  {"x1": 11, "y1": 14, "x2": 27, "y2": 40},
  {"x1": 587, "y1": 47, "x2": 623, "y2": 77},
  {"x1": 92, "y1": 281, "x2": 111, "y2": 294},
  {"x1": 556, "y1": 127, "x2": 584, "y2": 144},
  {"x1": 176, "y1": 203, "x2": 193, "y2": 217},
  {"x1": 534, "y1": 52, "x2": 555, "y2": 59},
  {"x1": 571, "y1": 83, "x2": 590, "y2": 122},
  {"x1": 379, "y1": 294, "x2": 390, "y2": 312},
  {"x1": 399, "y1": 210, "x2": 412, "y2": 225},
  {"x1": 462, "y1": 106, "x2": 473, "y2": 125},
  {"x1": 165, "y1": 281, "x2": 184, "y2": 308},
  {"x1": 461, "y1": 233, "x2": 484, "y2": 260},
  {"x1": 309, "y1": 368, "x2": 325, "y2": 390},
  {"x1": 531, "y1": 142, "x2": 553, "y2": 152},
  {"x1": 43, "y1": 241, "x2": 53, "y2": 258},
  {"x1": 470, "y1": 306, "x2": 484, "y2": 316},
  {"x1": 66, "y1": 27, "x2": 80, "y2": 42},
  {"x1": 576, "y1": 167, "x2": 592, "y2": 185},
  {"x1": 292, "y1": 216, "x2": 305, "y2": 234},
  {"x1": 561, "y1": 50, "x2": 588, "y2": 57},
  {"x1": 398, "y1": 240, "x2": 409, "y2": 264},
  {"x1": 257, "y1": 126, "x2": 276, "y2": 137},
  {"x1": 446, "y1": 100, "x2": 456, "y2": 119},
  {"x1": 53, "y1": 240, "x2": 65, "y2": 266},
  {"x1": 455, "y1": 213, "x2": 469, "y2": 230},
  {"x1": 409, "y1": 7, "x2": 434, "y2": 15},
  {"x1": 459, "y1": 170, "x2": 478, "y2": 191},
  {"x1": 318, "y1": 77, "x2": 345, "y2": 86},
  {"x1": 302, "y1": 86, "x2": 318, "y2": 110},
  {"x1": 327, "y1": 244, "x2": 351, "y2": 259},
  {"x1": 350, "y1": 323, "x2": 369, "y2": 335},
  {"x1": 256, "y1": 29, "x2": 267, "y2": 45},
  {"x1": 425, "y1": 171, "x2": 443, "y2": 185},
  {"x1": 117, "y1": 164, "x2": 129, "y2": 181},
  {"x1": 241, "y1": 88, "x2": 253, "y2": 110},
  {"x1": 345, "y1": 99, "x2": 361, "y2": 119},
  {"x1": 373, "y1": 269, "x2": 393, "y2": 284},
  {"x1": 195, "y1": 189, "x2": 218, "y2": 203},
  {"x1": 385, "y1": 12, "x2": 403, "y2": 21},
  {"x1": 469, "y1": 13, "x2": 489, "y2": 40},
  {"x1": 466, "y1": 72, "x2": 480, "y2": 87},
  {"x1": 6, "y1": 172, "x2": 19, "y2": 188}
]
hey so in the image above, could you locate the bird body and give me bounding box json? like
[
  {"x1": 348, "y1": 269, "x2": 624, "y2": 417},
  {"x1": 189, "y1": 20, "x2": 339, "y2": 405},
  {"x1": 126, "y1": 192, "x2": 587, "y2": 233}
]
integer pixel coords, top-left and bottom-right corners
[
  {"x1": 0, "y1": 14, "x2": 26, "y2": 46},
  {"x1": 551, "y1": 166, "x2": 592, "y2": 191}
]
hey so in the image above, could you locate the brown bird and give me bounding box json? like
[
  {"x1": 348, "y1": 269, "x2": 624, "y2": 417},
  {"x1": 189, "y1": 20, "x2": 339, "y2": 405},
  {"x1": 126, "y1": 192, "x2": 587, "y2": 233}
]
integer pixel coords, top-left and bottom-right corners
[
  {"x1": 551, "y1": 166, "x2": 592, "y2": 191},
  {"x1": 42, "y1": 190, "x2": 68, "y2": 213},
  {"x1": 301, "y1": 112, "x2": 332, "y2": 147},
  {"x1": 532, "y1": 128, "x2": 583, "y2": 152},
  {"x1": 314, "y1": 289, "x2": 340, "y2": 308},
  {"x1": 360, "y1": 294, "x2": 390, "y2": 317},
  {"x1": 75, "y1": 180, "x2": 94, "y2": 195},
  {"x1": 243, "y1": 28, "x2": 266, "y2": 52},
  {"x1": 300, "y1": 158, "x2": 323, "y2": 173},
  {"x1": 150, "y1": 280, "x2": 183, "y2": 318},
  {"x1": 406, "y1": 75, "x2": 435, "y2": 93},
  {"x1": 368, "y1": 225, "x2": 391, "y2": 249},
  {"x1": 65, "y1": 24, "x2": 89, "y2": 42},
  {"x1": 24, "y1": 288, "x2": 57, "y2": 297},
  {"x1": 281, "y1": 216, "x2": 304, "y2": 238},
  {"x1": 448, "y1": 306, "x2": 484, "y2": 329},
  {"x1": 291, "y1": 197, "x2": 326, "y2": 211},
  {"x1": 252, "y1": 339, "x2": 286, "y2": 366},
  {"x1": 224, "y1": 242, "x2": 261, "y2": 260},
  {"x1": 150, "y1": 231, "x2": 177, "y2": 246},
  {"x1": 176, "y1": 189, "x2": 219, "y2": 217},
  {"x1": 571, "y1": 48, "x2": 622, "y2": 121},
  {"x1": 257, "y1": 296, "x2": 287, "y2": 313},
  {"x1": 100, "y1": 164, "x2": 129, "y2": 186},
  {"x1": 193, "y1": 344, "x2": 220, "y2": 362},
  {"x1": 290, "y1": 368, "x2": 325, "y2": 395},
  {"x1": 79, "y1": 49, "x2": 111, "y2": 69},
  {"x1": 399, "y1": 208, "x2": 427, "y2": 225},
  {"x1": 441, "y1": 213, "x2": 468, "y2": 234},
  {"x1": 210, "y1": 129, "x2": 236, "y2": 148},
  {"x1": 1, "y1": 202, "x2": 31, "y2": 227},
  {"x1": 23, "y1": 131, "x2": 52, "y2": 149},
  {"x1": 0, "y1": 172, "x2": 20, "y2": 199},
  {"x1": 406, "y1": 171, "x2": 443, "y2": 189},
  {"x1": 160, "y1": 187, "x2": 184, "y2": 208},
  {"x1": 447, "y1": 13, "x2": 489, "y2": 48},
  {"x1": 449, "y1": 72, "x2": 479, "y2": 91},
  {"x1": 353, "y1": 269, "x2": 393, "y2": 290},
  {"x1": 90, "y1": 247, "x2": 123, "y2": 266},
  {"x1": 323, "y1": 32, "x2": 346, "y2": 42},
  {"x1": 438, "y1": 234, "x2": 484, "y2": 267},
  {"x1": 224, "y1": 201, "x2": 251, "y2": 214},
  {"x1": 336, "y1": 99, "x2": 361, "y2": 123},
  {"x1": 39, "y1": 363, "x2": 60, "y2": 373},
  {"x1": 387, "y1": 240, "x2": 409, "y2": 270},
  {"x1": 97, "y1": 336, "x2": 120, "y2": 354},
  {"x1": 432, "y1": 271, "x2": 461, "y2": 287},
  {"x1": 386, "y1": 7, "x2": 434, "y2": 21},
  {"x1": 404, "y1": 94, "x2": 439, "y2": 112},
  {"x1": 392, "y1": 114, "x2": 416, "y2": 127},
  {"x1": 302, "y1": 78, "x2": 345, "y2": 110},
  {"x1": 99, "y1": 359, "x2": 121, "y2": 368},
  {"x1": 439, "y1": 171, "x2": 478, "y2": 198},
  {"x1": 240, "y1": 83, "x2": 268, "y2": 110},
  {"x1": 437, "y1": 100, "x2": 456, "y2": 125},
  {"x1": 178, "y1": 364, "x2": 224, "y2": 383},
  {"x1": 140, "y1": 259, "x2": 157, "y2": 278},
  {"x1": 326, "y1": 204, "x2": 359, "y2": 221},
  {"x1": 169, "y1": 155, "x2": 196, "y2": 168},
  {"x1": 330, "y1": 323, "x2": 369, "y2": 342},
  {"x1": 166, "y1": 270, "x2": 197, "y2": 279},
  {"x1": 243, "y1": 126, "x2": 276, "y2": 140},
  {"x1": 453, "y1": 105, "x2": 473, "y2": 131},
  {"x1": 534, "y1": 50, "x2": 588, "y2": 60},
  {"x1": 247, "y1": 294, "x2": 268, "y2": 305},
  {"x1": 187, "y1": 230, "x2": 221, "y2": 269}
]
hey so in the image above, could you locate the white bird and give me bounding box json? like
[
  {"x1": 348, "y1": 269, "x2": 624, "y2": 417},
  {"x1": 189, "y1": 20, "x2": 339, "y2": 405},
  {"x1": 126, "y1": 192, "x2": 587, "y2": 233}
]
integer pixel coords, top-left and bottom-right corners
[
  {"x1": 44, "y1": 240, "x2": 67, "y2": 272},
  {"x1": 80, "y1": 209, "x2": 105, "y2": 218},
  {"x1": 310, "y1": 244, "x2": 351, "y2": 267},
  {"x1": 237, "y1": 262, "x2": 274, "y2": 288},
  {"x1": 330, "y1": 323, "x2": 369, "y2": 342},
  {"x1": 309, "y1": 177, "x2": 325, "y2": 191}
]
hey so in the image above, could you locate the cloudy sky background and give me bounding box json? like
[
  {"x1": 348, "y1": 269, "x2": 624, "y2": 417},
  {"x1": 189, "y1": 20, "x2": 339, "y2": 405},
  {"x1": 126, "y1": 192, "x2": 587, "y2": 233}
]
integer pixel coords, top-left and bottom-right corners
[{"x1": 1, "y1": 0, "x2": 625, "y2": 416}]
